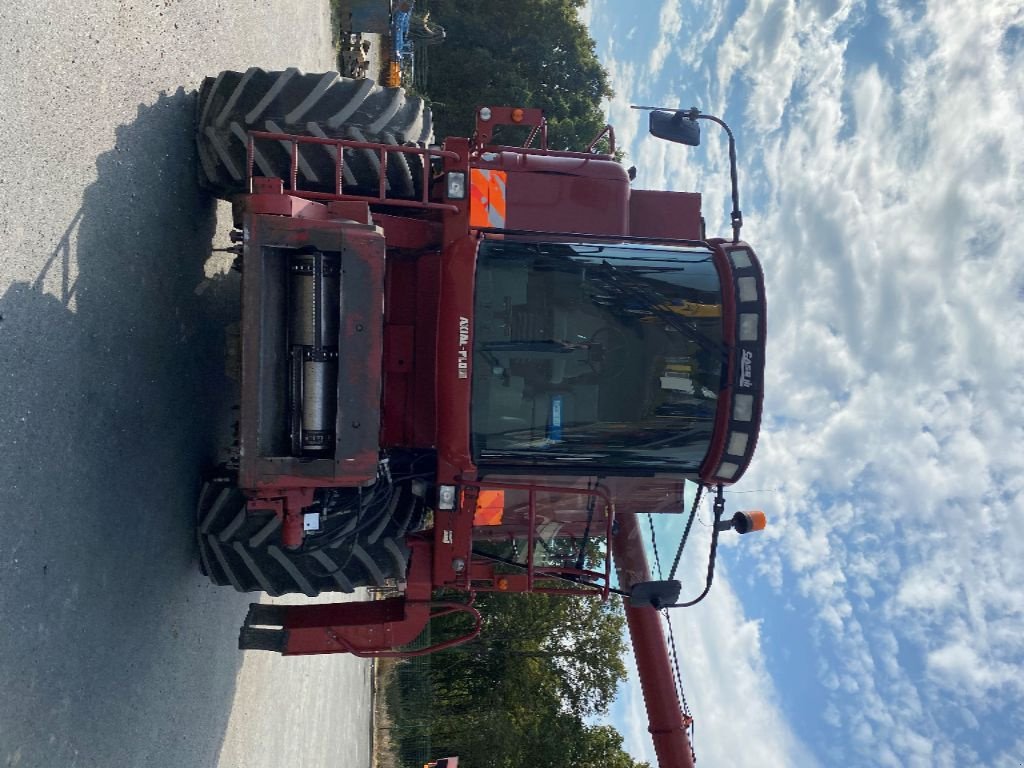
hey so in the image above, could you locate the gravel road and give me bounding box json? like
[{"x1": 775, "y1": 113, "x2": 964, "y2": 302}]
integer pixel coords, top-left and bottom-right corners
[{"x1": 0, "y1": 3, "x2": 371, "y2": 766}]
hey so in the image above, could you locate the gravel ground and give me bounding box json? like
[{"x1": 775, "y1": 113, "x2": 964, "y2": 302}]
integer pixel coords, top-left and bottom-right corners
[{"x1": 0, "y1": 3, "x2": 371, "y2": 766}]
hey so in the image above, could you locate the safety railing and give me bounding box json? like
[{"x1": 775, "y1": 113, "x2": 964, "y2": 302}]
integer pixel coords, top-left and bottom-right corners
[
  {"x1": 245, "y1": 130, "x2": 462, "y2": 212},
  {"x1": 459, "y1": 480, "x2": 615, "y2": 600},
  {"x1": 585, "y1": 124, "x2": 616, "y2": 156},
  {"x1": 520, "y1": 122, "x2": 615, "y2": 157}
]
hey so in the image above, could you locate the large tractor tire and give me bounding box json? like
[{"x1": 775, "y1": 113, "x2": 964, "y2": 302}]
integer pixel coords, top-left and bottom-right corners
[
  {"x1": 196, "y1": 67, "x2": 434, "y2": 201},
  {"x1": 196, "y1": 471, "x2": 428, "y2": 597}
]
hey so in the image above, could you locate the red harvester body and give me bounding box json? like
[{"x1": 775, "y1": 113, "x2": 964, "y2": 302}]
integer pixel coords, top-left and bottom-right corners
[{"x1": 195, "y1": 71, "x2": 766, "y2": 768}]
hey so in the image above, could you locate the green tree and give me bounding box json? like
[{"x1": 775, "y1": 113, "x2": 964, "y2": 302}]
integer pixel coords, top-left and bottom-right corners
[
  {"x1": 407, "y1": 592, "x2": 648, "y2": 767},
  {"x1": 423, "y1": 0, "x2": 613, "y2": 151},
  {"x1": 566, "y1": 723, "x2": 652, "y2": 768},
  {"x1": 468, "y1": 591, "x2": 626, "y2": 716}
]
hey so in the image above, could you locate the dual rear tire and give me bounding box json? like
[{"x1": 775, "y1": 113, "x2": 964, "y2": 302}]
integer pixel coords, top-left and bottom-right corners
[
  {"x1": 196, "y1": 472, "x2": 428, "y2": 596},
  {"x1": 194, "y1": 68, "x2": 436, "y2": 596},
  {"x1": 196, "y1": 67, "x2": 434, "y2": 201}
]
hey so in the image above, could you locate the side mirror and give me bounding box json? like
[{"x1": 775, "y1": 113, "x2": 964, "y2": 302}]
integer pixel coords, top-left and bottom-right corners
[
  {"x1": 649, "y1": 110, "x2": 701, "y2": 147},
  {"x1": 629, "y1": 580, "x2": 681, "y2": 609}
]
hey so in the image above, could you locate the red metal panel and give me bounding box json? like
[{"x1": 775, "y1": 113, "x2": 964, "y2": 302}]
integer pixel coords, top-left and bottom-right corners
[
  {"x1": 336, "y1": 222, "x2": 387, "y2": 473},
  {"x1": 371, "y1": 213, "x2": 442, "y2": 250},
  {"x1": 433, "y1": 231, "x2": 480, "y2": 586},
  {"x1": 434, "y1": 137, "x2": 477, "y2": 487},
  {"x1": 505, "y1": 170, "x2": 629, "y2": 235},
  {"x1": 283, "y1": 597, "x2": 408, "y2": 628},
  {"x1": 381, "y1": 323, "x2": 413, "y2": 445},
  {"x1": 384, "y1": 325, "x2": 414, "y2": 373},
  {"x1": 247, "y1": 190, "x2": 331, "y2": 220},
  {"x1": 381, "y1": 253, "x2": 415, "y2": 446},
  {"x1": 238, "y1": 212, "x2": 385, "y2": 493},
  {"x1": 434, "y1": 232, "x2": 479, "y2": 481},
  {"x1": 629, "y1": 189, "x2": 703, "y2": 240},
  {"x1": 326, "y1": 200, "x2": 372, "y2": 224},
  {"x1": 412, "y1": 253, "x2": 440, "y2": 447},
  {"x1": 469, "y1": 151, "x2": 630, "y2": 236},
  {"x1": 380, "y1": 249, "x2": 441, "y2": 449}
]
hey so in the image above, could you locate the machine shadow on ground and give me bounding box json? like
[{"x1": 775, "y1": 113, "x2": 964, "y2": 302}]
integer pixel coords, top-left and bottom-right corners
[{"x1": 0, "y1": 89, "x2": 253, "y2": 766}]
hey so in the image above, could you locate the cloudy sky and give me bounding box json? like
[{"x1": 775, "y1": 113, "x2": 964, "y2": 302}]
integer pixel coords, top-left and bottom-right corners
[{"x1": 580, "y1": 1, "x2": 1024, "y2": 765}]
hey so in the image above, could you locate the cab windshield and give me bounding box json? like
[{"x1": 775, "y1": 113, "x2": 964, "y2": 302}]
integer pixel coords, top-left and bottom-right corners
[{"x1": 471, "y1": 240, "x2": 725, "y2": 472}]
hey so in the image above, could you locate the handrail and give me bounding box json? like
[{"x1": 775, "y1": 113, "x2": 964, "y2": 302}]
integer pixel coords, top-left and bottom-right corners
[
  {"x1": 585, "y1": 124, "x2": 616, "y2": 156},
  {"x1": 458, "y1": 479, "x2": 615, "y2": 600},
  {"x1": 245, "y1": 130, "x2": 462, "y2": 213},
  {"x1": 523, "y1": 121, "x2": 548, "y2": 150}
]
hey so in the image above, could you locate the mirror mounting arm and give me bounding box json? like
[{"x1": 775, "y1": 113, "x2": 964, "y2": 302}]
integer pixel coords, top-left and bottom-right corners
[
  {"x1": 697, "y1": 112, "x2": 743, "y2": 244},
  {"x1": 632, "y1": 105, "x2": 744, "y2": 243}
]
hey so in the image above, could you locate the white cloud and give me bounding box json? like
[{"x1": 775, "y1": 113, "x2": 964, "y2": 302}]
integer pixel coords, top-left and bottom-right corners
[
  {"x1": 736, "y1": 0, "x2": 1024, "y2": 762},
  {"x1": 593, "y1": 0, "x2": 1024, "y2": 763},
  {"x1": 926, "y1": 641, "x2": 1021, "y2": 698},
  {"x1": 714, "y1": 0, "x2": 863, "y2": 128},
  {"x1": 677, "y1": 0, "x2": 732, "y2": 71},
  {"x1": 577, "y1": 0, "x2": 595, "y2": 28},
  {"x1": 649, "y1": 1, "x2": 684, "y2": 77},
  {"x1": 617, "y1": 559, "x2": 817, "y2": 767},
  {"x1": 605, "y1": 58, "x2": 643, "y2": 146}
]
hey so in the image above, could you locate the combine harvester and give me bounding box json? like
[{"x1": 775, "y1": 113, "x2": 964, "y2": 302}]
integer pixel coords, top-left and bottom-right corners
[{"x1": 195, "y1": 64, "x2": 766, "y2": 767}]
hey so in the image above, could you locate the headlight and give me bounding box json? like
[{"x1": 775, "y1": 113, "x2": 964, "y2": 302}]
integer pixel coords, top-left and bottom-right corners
[
  {"x1": 738, "y1": 276, "x2": 758, "y2": 303},
  {"x1": 727, "y1": 431, "x2": 749, "y2": 455},
  {"x1": 716, "y1": 461, "x2": 739, "y2": 480},
  {"x1": 739, "y1": 313, "x2": 759, "y2": 341},
  {"x1": 733, "y1": 394, "x2": 754, "y2": 422},
  {"x1": 729, "y1": 248, "x2": 753, "y2": 269}
]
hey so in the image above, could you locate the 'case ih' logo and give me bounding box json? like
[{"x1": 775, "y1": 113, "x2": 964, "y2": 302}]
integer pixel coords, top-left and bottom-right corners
[
  {"x1": 739, "y1": 349, "x2": 754, "y2": 389},
  {"x1": 458, "y1": 317, "x2": 470, "y2": 379}
]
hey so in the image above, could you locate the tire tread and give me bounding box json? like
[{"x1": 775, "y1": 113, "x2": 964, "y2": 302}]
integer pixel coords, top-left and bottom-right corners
[
  {"x1": 195, "y1": 473, "x2": 422, "y2": 596},
  {"x1": 196, "y1": 68, "x2": 433, "y2": 200}
]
